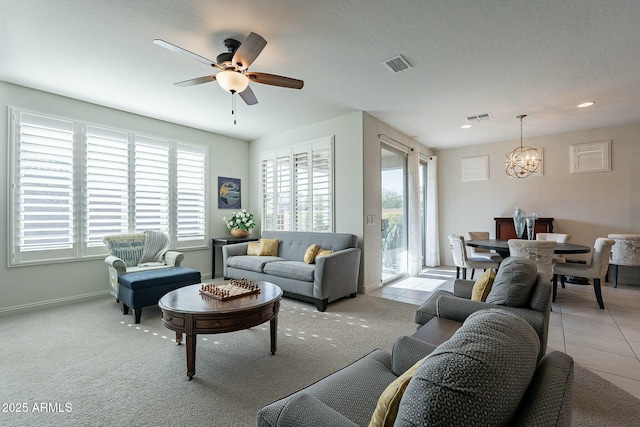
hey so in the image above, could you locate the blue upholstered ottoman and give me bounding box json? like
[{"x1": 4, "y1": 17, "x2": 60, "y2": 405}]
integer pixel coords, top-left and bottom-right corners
[{"x1": 117, "y1": 267, "x2": 201, "y2": 323}]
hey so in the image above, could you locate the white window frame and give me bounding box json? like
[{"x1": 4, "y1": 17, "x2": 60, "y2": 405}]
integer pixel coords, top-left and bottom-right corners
[
  {"x1": 8, "y1": 107, "x2": 209, "y2": 266},
  {"x1": 259, "y1": 136, "x2": 334, "y2": 232}
]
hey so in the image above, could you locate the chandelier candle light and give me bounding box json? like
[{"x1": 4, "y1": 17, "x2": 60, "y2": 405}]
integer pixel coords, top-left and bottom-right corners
[{"x1": 505, "y1": 114, "x2": 541, "y2": 178}]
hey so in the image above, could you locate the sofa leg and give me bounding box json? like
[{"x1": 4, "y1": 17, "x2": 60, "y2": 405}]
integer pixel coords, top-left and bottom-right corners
[
  {"x1": 315, "y1": 299, "x2": 328, "y2": 312},
  {"x1": 134, "y1": 309, "x2": 142, "y2": 324},
  {"x1": 122, "y1": 303, "x2": 129, "y2": 315},
  {"x1": 349, "y1": 292, "x2": 357, "y2": 298}
]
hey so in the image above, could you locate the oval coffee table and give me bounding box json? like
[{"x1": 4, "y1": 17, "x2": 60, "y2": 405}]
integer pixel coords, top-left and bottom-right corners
[{"x1": 158, "y1": 281, "x2": 282, "y2": 380}]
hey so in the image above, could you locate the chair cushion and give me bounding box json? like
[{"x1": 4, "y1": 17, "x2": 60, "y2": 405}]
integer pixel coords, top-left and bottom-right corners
[
  {"x1": 486, "y1": 257, "x2": 537, "y2": 307},
  {"x1": 118, "y1": 267, "x2": 201, "y2": 290},
  {"x1": 396, "y1": 309, "x2": 539, "y2": 426},
  {"x1": 263, "y1": 261, "x2": 315, "y2": 282},
  {"x1": 227, "y1": 256, "x2": 283, "y2": 273},
  {"x1": 104, "y1": 233, "x2": 146, "y2": 267},
  {"x1": 471, "y1": 269, "x2": 496, "y2": 301},
  {"x1": 139, "y1": 230, "x2": 170, "y2": 264}
]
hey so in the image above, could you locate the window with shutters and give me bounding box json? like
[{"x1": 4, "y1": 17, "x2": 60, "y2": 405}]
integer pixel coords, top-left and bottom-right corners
[
  {"x1": 9, "y1": 108, "x2": 208, "y2": 266},
  {"x1": 260, "y1": 136, "x2": 334, "y2": 232}
]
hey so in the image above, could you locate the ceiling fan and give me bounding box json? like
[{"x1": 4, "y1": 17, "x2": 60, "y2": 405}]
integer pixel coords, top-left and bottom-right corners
[{"x1": 153, "y1": 32, "x2": 304, "y2": 106}]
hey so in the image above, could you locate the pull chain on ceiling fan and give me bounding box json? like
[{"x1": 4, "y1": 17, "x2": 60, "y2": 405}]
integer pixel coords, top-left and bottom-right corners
[{"x1": 153, "y1": 32, "x2": 304, "y2": 122}]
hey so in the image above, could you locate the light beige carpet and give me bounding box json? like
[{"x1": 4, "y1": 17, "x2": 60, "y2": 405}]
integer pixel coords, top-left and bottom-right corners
[{"x1": 0, "y1": 294, "x2": 638, "y2": 426}]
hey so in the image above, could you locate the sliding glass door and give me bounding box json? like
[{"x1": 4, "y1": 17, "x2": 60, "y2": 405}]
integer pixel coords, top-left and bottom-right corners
[{"x1": 381, "y1": 145, "x2": 407, "y2": 282}]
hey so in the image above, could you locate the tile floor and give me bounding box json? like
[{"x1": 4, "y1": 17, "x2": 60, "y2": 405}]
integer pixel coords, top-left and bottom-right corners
[{"x1": 370, "y1": 266, "x2": 640, "y2": 400}]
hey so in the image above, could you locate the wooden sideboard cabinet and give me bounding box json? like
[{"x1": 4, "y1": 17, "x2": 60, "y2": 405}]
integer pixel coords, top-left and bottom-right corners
[{"x1": 494, "y1": 217, "x2": 554, "y2": 240}]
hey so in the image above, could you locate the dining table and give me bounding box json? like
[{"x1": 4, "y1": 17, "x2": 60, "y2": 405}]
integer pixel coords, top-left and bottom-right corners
[{"x1": 465, "y1": 239, "x2": 591, "y2": 260}]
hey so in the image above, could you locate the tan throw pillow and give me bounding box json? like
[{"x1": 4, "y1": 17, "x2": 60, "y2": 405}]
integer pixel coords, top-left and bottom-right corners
[
  {"x1": 246, "y1": 241, "x2": 261, "y2": 256},
  {"x1": 258, "y1": 238, "x2": 279, "y2": 256},
  {"x1": 369, "y1": 355, "x2": 430, "y2": 427},
  {"x1": 471, "y1": 269, "x2": 496, "y2": 302},
  {"x1": 303, "y1": 244, "x2": 319, "y2": 264},
  {"x1": 315, "y1": 249, "x2": 333, "y2": 260}
]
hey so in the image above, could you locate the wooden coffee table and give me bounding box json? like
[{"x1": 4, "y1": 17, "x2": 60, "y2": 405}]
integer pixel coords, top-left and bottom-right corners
[
  {"x1": 411, "y1": 317, "x2": 463, "y2": 346},
  {"x1": 158, "y1": 281, "x2": 282, "y2": 380}
]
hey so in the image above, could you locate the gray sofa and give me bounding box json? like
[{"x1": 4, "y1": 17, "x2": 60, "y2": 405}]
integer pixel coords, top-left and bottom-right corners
[
  {"x1": 257, "y1": 309, "x2": 574, "y2": 427},
  {"x1": 222, "y1": 231, "x2": 361, "y2": 311}
]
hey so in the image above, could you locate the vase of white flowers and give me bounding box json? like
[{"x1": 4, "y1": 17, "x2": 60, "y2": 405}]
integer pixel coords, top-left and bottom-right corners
[{"x1": 223, "y1": 209, "x2": 255, "y2": 238}]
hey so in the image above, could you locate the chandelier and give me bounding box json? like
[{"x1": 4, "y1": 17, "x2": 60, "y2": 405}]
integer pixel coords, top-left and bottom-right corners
[{"x1": 505, "y1": 114, "x2": 541, "y2": 178}]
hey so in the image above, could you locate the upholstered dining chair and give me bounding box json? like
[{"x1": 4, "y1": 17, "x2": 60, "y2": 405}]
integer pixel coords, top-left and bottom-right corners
[
  {"x1": 508, "y1": 239, "x2": 557, "y2": 283},
  {"x1": 449, "y1": 234, "x2": 501, "y2": 280},
  {"x1": 466, "y1": 231, "x2": 503, "y2": 263},
  {"x1": 552, "y1": 237, "x2": 615, "y2": 309}
]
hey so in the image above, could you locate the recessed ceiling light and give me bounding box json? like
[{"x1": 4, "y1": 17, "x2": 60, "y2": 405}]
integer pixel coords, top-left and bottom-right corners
[
  {"x1": 577, "y1": 101, "x2": 595, "y2": 108},
  {"x1": 461, "y1": 124, "x2": 472, "y2": 129}
]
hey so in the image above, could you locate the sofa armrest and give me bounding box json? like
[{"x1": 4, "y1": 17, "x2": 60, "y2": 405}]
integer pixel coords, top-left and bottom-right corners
[
  {"x1": 104, "y1": 255, "x2": 127, "y2": 275},
  {"x1": 453, "y1": 279, "x2": 475, "y2": 299},
  {"x1": 222, "y1": 243, "x2": 249, "y2": 277},
  {"x1": 274, "y1": 393, "x2": 359, "y2": 427},
  {"x1": 391, "y1": 336, "x2": 438, "y2": 375},
  {"x1": 164, "y1": 251, "x2": 184, "y2": 267},
  {"x1": 313, "y1": 248, "x2": 361, "y2": 300}
]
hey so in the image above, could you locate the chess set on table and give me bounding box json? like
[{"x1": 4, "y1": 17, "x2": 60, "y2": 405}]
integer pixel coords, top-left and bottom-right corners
[{"x1": 199, "y1": 279, "x2": 261, "y2": 301}]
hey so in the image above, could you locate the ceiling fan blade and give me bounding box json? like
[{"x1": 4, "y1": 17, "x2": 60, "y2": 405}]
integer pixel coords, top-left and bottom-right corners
[
  {"x1": 239, "y1": 86, "x2": 258, "y2": 105},
  {"x1": 153, "y1": 39, "x2": 222, "y2": 69},
  {"x1": 174, "y1": 75, "x2": 217, "y2": 87},
  {"x1": 232, "y1": 32, "x2": 267, "y2": 70},
  {"x1": 247, "y1": 72, "x2": 304, "y2": 89}
]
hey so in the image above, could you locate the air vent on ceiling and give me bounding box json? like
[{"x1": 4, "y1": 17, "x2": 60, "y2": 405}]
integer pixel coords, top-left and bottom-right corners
[
  {"x1": 382, "y1": 55, "x2": 412, "y2": 73},
  {"x1": 466, "y1": 113, "x2": 493, "y2": 122}
]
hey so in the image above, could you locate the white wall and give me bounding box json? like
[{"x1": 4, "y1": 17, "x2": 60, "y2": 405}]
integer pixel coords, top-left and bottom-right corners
[
  {"x1": 0, "y1": 82, "x2": 250, "y2": 315},
  {"x1": 435, "y1": 122, "x2": 640, "y2": 284}
]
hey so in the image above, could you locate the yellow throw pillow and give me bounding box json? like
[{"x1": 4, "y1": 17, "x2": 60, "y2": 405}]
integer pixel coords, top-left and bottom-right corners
[
  {"x1": 303, "y1": 244, "x2": 320, "y2": 264},
  {"x1": 246, "y1": 241, "x2": 261, "y2": 256},
  {"x1": 315, "y1": 249, "x2": 333, "y2": 260},
  {"x1": 471, "y1": 269, "x2": 496, "y2": 302},
  {"x1": 369, "y1": 355, "x2": 430, "y2": 427},
  {"x1": 258, "y1": 238, "x2": 279, "y2": 256}
]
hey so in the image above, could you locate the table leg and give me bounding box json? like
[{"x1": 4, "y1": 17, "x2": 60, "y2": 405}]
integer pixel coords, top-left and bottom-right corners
[
  {"x1": 270, "y1": 316, "x2": 278, "y2": 355},
  {"x1": 186, "y1": 333, "x2": 196, "y2": 380},
  {"x1": 175, "y1": 331, "x2": 182, "y2": 345},
  {"x1": 211, "y1": 245, "x2": 217, "y2": 279}
]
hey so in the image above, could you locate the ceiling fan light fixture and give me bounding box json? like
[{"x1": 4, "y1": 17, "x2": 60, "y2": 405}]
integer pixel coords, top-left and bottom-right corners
[{"x1": 216, "y1": 70, "x2": 249, "y2": 93}]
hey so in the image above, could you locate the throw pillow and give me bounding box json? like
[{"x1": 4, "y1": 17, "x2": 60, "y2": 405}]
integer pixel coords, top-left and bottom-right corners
[
  {"x1": 303, "y1": 244, "x2": 320, "y2": 264},
  {"x1": 258, "y1": 238, "x2": 280, "y2": 256},
  {"x1": 247, "y1": 241, "x2": 261, "y2": 256},
  {"x1": 485, "y1": 257, "x2": 538, "y2": 307},
  {"x1": 369, "y1": 355, "x2": 430, "y2": 427},
  {"x1": 471, "y1": 269, "x2": 496, "y2": 302},
  {"x1": 315, "y1": 249, "x2": 333, "y2": 260}
]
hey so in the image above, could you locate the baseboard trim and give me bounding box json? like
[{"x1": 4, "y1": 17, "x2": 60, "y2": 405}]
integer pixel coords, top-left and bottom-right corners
[{"x1": 0, "y1": 290, "x2": 111, "y2": 318}]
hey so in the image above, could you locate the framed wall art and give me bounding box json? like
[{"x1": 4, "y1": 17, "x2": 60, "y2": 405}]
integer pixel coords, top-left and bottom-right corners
[{"x1": 218, "y1": 176, "x2": 241, "y2": 209}]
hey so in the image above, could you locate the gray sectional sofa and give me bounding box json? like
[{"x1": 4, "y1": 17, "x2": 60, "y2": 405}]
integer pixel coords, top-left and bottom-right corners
[
  {"x1": 257, "y1": 309, "x2": 574, "y2": 427},
  {"x1": 222, "y1": 230, "x2": 361, "y2": 311}
]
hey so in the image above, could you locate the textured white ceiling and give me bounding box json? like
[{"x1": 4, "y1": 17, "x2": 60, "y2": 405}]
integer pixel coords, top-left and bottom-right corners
[{"x1": 2, "y1": 0, "x2": 640, "y2": 149}]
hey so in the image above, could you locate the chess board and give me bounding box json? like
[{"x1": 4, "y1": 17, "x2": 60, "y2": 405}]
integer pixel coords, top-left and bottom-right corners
[{"x1": 199, "y1": 279, "x2": 260, "y2": 301}]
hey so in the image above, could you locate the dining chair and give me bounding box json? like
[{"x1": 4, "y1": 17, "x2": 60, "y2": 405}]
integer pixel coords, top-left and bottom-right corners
[
  {"x1": 465, "y1": 231, "x2": 503, "y2": 263},
  {"x1": 507, "y1": 239, "x2": 557, "y2": 283},
  {"x1": 536, "y1": 232, "x2": 571, "y2": 263},
  {"x1": 449, "y1": 234, "x2": 500, "y2": 280},
  {"x1": 551, "y1": 237, "x2": 615, "y2": 309}
]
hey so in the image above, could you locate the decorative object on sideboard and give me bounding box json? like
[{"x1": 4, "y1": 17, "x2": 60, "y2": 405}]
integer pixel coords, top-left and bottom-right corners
[
  {"x1": 224, "y1": 209, "x2": 255, "y2": 238},
  {"x1": 526, "y1": 213, "x2": 539, "y2": 240},
  {"x1": 513, "y1": 207, "x2": 527, "y2": 239},
  {"x1": 505, "y1": 114, "x2": 541, "y2": 178}
]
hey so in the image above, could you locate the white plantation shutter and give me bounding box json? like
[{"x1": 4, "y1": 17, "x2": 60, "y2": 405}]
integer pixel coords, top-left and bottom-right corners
[
  {"x1": 260, "y1": 136, "x2": 333, "y2": 232},
  {"x1": 12, "y1": 112, "x2": 76, "y2": 263},
  {"x1": 85, "y1": 125, "x2": 130, "y2": 250},
  {"x1": 9, "y1": 108, "x2": 210, "y2": 266},
  {"x1": 175, "y1": 143, "x2": 207, "y2": 246},
  {"x1": 134, "y1": 136, "x2": 170, "y2": 233}
]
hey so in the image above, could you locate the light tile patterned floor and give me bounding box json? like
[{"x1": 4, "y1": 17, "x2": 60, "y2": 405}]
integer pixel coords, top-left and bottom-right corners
[{"x1": 370, "y1": 266, "x2": 640, "y2": 399}]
